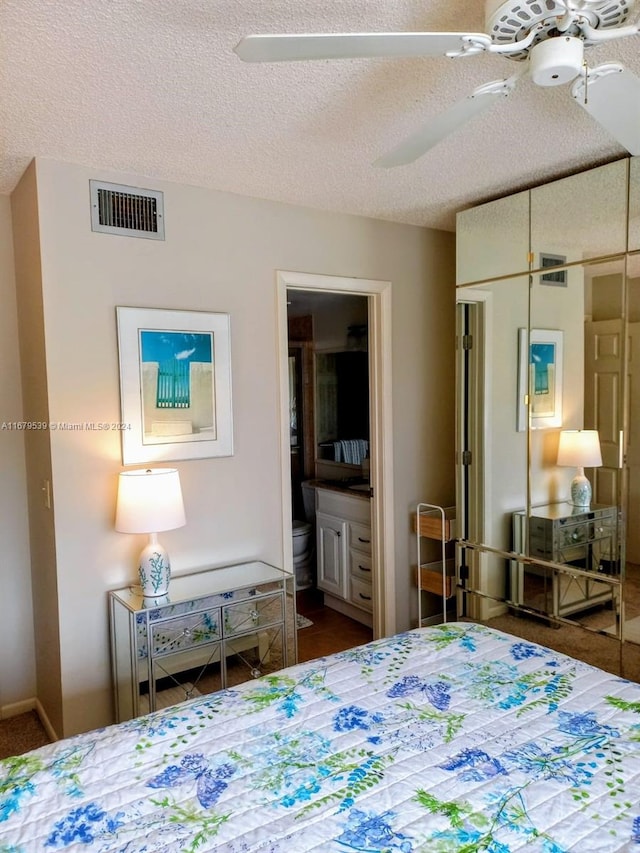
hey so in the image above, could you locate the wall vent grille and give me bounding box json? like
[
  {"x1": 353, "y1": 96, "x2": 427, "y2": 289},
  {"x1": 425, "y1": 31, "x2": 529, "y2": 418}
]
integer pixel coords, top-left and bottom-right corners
[
  {"x1": 90, "y1": 181, "x2": 165, "y2": 240},
  {"x1": 539, "y1": 252, "x2": 567, "y2": 286}
]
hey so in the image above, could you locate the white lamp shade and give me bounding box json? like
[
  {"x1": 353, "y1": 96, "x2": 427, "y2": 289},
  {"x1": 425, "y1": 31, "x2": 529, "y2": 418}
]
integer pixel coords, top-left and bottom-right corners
[
  {"x1": 557, "y1": 430, "x2": 603, "y2": 468},
  {"x1": 115, "y1": 468, "x2": 186, "y2": 534}
]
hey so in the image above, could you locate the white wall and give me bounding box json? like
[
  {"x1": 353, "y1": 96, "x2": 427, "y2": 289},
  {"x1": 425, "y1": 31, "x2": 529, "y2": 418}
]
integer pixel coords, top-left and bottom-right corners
[
  {"x1": 529, "y1": 267, "x2": 586, "y2": 506},
  {"x1": 12, "y1": 158, "x2": 455, "y2": 736},
  {"x1": 0, "y1": 195, "x2": 36, "y2": 713}
]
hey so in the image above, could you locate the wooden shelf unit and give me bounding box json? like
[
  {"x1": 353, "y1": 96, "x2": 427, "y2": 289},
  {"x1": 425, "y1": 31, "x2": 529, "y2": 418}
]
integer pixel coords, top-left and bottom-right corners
[{"x1": 414, "y1": 503, "x2": 457, "y2": 627}]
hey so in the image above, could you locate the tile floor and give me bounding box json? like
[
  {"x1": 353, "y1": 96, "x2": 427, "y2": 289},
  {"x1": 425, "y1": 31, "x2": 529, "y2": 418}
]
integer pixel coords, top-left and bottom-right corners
[{"x1": 295, "y1": 587, "x2": 372, "y2": 661}]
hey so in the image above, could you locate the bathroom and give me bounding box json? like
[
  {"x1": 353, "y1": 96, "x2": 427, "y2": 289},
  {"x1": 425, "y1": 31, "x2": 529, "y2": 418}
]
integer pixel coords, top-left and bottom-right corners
[{"x1": 287, "y1": 289, "x2": 373, "y2": 651}]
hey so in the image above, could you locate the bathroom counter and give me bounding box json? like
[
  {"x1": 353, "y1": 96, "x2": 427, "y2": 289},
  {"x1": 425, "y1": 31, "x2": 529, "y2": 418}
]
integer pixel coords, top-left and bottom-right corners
[{"x1": 308, "y1": 478, "x2": 371, "y2": 501}]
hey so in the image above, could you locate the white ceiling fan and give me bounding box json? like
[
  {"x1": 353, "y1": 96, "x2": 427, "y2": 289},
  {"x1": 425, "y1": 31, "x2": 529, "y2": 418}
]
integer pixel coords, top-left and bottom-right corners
[{"x1": 234, "y1": 0, "x2": 640, "y2": 166}]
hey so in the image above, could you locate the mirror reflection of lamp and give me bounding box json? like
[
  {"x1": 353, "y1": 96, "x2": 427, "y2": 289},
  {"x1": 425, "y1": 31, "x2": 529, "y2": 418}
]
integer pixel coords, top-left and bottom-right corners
[
  {"x1": 557, "y1": 430, "x2": 603, "y2": 508},
  {"x1": 115, "y1": 468, "x2": 186, "y2": 597}
]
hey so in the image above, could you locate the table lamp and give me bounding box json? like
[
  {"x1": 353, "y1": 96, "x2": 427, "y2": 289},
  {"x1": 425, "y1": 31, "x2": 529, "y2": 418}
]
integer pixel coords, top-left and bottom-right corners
[
  {"x1": 557, "y1": 429, "x2": 602, "y2": 508},
  {"x1": 115, "y1": 467, "x2": 186, "y2": 596}
]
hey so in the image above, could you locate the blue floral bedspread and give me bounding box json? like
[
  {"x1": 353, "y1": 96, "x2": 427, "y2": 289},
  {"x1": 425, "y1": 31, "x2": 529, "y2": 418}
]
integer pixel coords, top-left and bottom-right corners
[{"x1": 2, "y1": 622, "x2": 640, "y2": 851}]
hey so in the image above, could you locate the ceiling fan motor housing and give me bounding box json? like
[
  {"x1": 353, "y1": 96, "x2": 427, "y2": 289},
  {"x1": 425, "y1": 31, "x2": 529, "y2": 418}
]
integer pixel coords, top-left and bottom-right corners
[
  {"x1": 529, "y1": 35, "x2": 584, "y2": 85},
  {"x1": 485, "y1": 0, "x2": 635, "y2": 59}
]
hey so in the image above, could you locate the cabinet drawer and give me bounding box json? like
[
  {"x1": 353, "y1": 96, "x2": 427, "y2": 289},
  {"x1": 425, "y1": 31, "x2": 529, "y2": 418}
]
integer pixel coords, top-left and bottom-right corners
[
  {"x1": 147, "y1": 609, "x2": 221, "y2": 658},
  {"x1": 350, "y1": 576, "x2": 373, "y2": 612},
  {"x1": 349, "y1": 522, "x2": 372, "y2": 554},
  {"x1": 223, "y1": 593, "x2": 283, "y2": 637},
  {"x1": 555, "y1": 521, "x2": 593, "y2": 549},
  {"x1": 349, "y1": 549, "x2": 372, "y2": 581}
]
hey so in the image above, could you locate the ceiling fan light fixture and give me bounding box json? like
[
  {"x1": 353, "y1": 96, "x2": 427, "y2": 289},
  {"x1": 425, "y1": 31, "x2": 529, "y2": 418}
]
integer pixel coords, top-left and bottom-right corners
[
  {"x1": 529, "y1": 35, "x2": 584, "y2": 85},
  {"x1": 236, "y1": 0, "x2": 639, "y2": 164}
]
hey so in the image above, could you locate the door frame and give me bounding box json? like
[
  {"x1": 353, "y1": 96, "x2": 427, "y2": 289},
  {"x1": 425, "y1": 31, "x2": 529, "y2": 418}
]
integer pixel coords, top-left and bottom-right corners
[
  {"x1": 276, "y1": 270, "x2": 395, "y2": 639},
  {"x1": 455, "y1": 289, "x2": 498, "y2": 621}
]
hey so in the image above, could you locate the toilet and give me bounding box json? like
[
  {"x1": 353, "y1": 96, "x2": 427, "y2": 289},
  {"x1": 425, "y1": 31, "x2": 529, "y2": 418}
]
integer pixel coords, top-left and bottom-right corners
[
  {"x1": 292, "y1": 521, "x2": 313, "y2": 589},
  {"x1": 292, "y1": 481, "x2": 316, "y2": 590}
]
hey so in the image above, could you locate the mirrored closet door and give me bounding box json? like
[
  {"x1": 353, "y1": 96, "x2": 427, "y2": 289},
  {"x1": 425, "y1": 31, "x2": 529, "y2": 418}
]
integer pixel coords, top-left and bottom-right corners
[{"x1": 456, "y1": 157, "x2": 640, "y2": 646}]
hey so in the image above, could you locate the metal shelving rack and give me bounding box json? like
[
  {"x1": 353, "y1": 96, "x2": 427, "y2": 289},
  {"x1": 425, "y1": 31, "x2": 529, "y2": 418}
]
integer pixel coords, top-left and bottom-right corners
[{"x1": 414, "y1": 502, "x2": 457, "y2": 626}]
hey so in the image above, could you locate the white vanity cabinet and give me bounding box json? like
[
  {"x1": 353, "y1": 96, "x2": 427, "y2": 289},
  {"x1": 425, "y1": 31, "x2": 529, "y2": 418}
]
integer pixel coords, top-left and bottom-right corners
[
  {"x1": 316, "y1": 512, "x2": 347, "y2": 598},
  {"x1": 316, "y1": 487, "x2": 372, "y2": 627}
]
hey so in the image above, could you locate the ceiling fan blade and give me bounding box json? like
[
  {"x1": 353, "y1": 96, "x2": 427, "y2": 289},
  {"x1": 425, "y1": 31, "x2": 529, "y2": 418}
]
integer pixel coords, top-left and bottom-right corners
[
  {"x1": 375, "y1": 76, "x2": 519, "y2": 167},
  {"x1": 234, "y1": 32, "x2": 490, "y2": 63},
  {"x1": 571, "y1": 65, "x2": 640, "y2": 155}
]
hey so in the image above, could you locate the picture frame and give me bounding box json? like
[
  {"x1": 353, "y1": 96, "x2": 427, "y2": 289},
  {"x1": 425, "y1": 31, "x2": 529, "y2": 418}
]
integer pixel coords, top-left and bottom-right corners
[
  {"x1": 517, "y1": 328, "x2": 563, "y2": 432},
  {"x1": 116, "y1": 307, "x2": 233, "y2": 463}
]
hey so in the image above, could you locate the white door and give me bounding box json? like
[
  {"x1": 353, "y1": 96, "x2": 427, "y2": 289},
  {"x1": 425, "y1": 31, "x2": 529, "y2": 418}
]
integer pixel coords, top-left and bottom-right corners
[{"x1": 585, "y1": 318, "x2": 624, "y2": 508}]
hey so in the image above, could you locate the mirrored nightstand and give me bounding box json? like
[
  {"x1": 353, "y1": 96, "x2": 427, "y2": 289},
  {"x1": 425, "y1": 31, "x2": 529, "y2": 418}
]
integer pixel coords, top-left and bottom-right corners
[
  {"x1": 511, "y1": 502, "x2": 621, "y2": 618},
  {"x1": 109, "y1": 561, "x2": 296, "y2": 721}
]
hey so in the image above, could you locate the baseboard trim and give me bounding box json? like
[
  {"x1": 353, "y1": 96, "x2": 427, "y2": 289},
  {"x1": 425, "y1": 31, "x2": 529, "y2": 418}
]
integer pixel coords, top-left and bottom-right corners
[
  {"x1": 35, "y1": 699, "x2": 59, "y2": 742},
  {"x1": 0, "y1": 698, "x2": 36, "y2": 720},
  {"x1": 0, "y1": 697, "x2": 59, "y2": 743}
]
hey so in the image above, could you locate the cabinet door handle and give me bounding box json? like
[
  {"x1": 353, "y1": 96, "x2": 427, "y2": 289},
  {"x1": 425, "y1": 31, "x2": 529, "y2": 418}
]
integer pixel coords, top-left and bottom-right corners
[
  {"x1": 359, "y1": 593, "x2": 372, "y2": 601},
  {"x1": 336, "y1": 531, "x2": 341, "y2": 537},
  {"x1": 358, "y1": 537, "x2": 370, "y2": 544},
  {"x1": 358, "y1": 565, "x2": 371, "y2": 572}
]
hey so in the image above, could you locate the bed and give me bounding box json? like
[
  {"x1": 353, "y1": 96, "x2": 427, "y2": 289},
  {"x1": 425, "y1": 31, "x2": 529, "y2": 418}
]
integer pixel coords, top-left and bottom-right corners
[{"x1": 2, "y1": 621, "x2": 640, "y2": 851}]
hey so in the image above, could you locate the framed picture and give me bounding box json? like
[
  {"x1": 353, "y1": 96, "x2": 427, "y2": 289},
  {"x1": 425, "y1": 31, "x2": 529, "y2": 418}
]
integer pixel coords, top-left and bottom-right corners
[
  {"x1": 517, "y1": 328, "x2": 563, "y2": 431},
  {"x1": 116, "y1": 307, "x2": 233, "y2": 463}
]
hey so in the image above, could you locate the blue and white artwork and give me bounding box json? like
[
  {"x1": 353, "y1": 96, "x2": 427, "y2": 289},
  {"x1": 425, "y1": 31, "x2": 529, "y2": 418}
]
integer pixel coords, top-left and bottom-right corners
[
  {"x1": 138, "y1": 330, "x2": 215, "y2": 445},
  {"x1": 530, "y1": 341, "x2": 556, "y2": 417},
  {"x1": 517, "y1": 328, "x2": 563, "y2": 430},
  {"x1": 117, "y1": 307, "x2": 233, "y2": 463}
]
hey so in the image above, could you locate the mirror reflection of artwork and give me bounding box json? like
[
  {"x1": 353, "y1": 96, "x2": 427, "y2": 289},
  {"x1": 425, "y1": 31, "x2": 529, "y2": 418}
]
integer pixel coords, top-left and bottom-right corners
[
  {"x1": 530, "y1": 342, "x2": 556, "y2": 418},
  {"x1": 139, "y1": 330, "x2": 215, "y2": 445},
  {"x1": 517, "y1": 328, "x2": 563, "y2": 431}
]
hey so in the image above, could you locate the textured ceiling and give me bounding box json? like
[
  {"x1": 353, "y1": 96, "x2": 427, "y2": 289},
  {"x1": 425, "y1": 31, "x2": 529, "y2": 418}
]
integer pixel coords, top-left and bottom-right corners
[{"x1": 1, "y1": 0, "x2": 639, "y2": 231}]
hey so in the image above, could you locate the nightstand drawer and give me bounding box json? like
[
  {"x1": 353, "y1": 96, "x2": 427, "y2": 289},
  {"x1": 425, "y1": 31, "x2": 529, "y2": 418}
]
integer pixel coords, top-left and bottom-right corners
[
  {"x1": 223, "y1": 592, "x2": 284, "y2": 637},
  {"x1": 556, "y1": 521, "x2": 592, "y2": 549},
  {"x1": 148, "y1": 609, "x2": 221, "y2": 658}
]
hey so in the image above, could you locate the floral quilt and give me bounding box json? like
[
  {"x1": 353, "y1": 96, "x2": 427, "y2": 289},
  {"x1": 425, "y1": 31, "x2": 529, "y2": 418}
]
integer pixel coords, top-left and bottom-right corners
[{"x1": 2, "y1": 621, "x2": 640, "y2": 851}]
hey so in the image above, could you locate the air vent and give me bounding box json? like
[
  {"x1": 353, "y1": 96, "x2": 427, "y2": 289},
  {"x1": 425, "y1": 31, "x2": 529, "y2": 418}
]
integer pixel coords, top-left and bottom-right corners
[
  {"x1": 90, "y1": 181, "x2": 165, "y2": 240},
  {"x1": 539, "y1": 252, "x2": 567, "y2": 286}
]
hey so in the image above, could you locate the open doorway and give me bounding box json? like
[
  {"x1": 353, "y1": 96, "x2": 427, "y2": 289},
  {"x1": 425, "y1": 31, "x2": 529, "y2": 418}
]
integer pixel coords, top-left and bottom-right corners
[
  {"x1": 287, "y1": 289, "x2": 373, "y2": 658},
  {"x1": 276, "y1": 270, "x2": 396, "y2": 663}
]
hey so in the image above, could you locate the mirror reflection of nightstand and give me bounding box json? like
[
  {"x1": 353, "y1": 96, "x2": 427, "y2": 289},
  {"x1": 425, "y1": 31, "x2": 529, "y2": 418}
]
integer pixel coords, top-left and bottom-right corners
[{"x1": 511, "y1": 502, "x2": 620, "y2": 619}]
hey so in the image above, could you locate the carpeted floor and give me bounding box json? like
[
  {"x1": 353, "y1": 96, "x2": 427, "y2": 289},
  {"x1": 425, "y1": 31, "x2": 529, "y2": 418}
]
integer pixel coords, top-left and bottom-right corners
[
  {"x1": 484, "y1": 560, "x2": 640, "y2": 683},
  {"x1": 0, "y1": 711, "x2": 50, "y2": 760}
]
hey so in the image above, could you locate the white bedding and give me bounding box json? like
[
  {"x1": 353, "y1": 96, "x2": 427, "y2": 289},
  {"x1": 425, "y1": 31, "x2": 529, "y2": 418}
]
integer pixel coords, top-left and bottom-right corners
[{"x1": 2, "y1": 621, "x2": 640, "y2": 851}]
